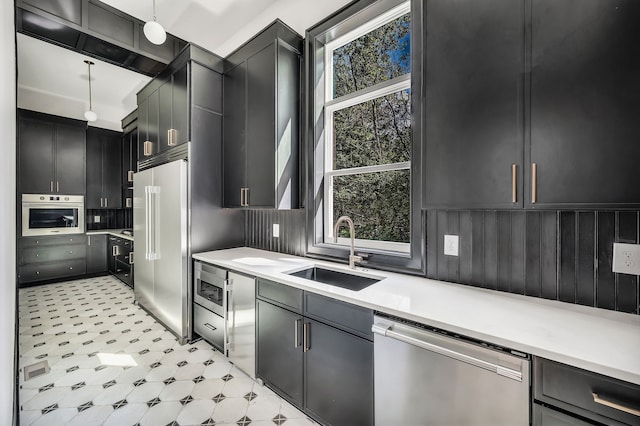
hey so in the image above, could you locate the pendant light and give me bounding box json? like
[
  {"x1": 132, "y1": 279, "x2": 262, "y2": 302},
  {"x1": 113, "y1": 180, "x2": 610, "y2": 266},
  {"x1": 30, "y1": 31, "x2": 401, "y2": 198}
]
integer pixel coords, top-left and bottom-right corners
[
  {"x1": 84, "y1": 60, "x2": 97, "y2": 122},
  {"x1": 143, "y1": 0, "x2": 167, "y2": 45}
]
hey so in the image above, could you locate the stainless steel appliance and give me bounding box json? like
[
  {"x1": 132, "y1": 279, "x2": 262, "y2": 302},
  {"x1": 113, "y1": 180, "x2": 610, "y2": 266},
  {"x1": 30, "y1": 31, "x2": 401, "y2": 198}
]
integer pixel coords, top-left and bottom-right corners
[
  {"x1": 373, "y1": 314, "x2": 530, "y2": 426},
  {"x1": 22, "y1": 194, "x2": 84, "y2": 236},
  {"x1": 134, "y1": 159, "x2": 189, "y2": 343},
  {"x1": 193, "y1": 260, "x2": 256, "y2": 378}
]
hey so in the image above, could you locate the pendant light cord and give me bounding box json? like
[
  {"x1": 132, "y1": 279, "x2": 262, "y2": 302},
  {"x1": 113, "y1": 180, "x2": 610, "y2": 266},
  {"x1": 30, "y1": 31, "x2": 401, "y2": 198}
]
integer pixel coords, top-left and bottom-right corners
[
  {"x1": 153, "y1": 0, "x2": 157, "y2": 21},
  {"x1": 85, "y1": 60, "x2": 94, "y2": 111}
]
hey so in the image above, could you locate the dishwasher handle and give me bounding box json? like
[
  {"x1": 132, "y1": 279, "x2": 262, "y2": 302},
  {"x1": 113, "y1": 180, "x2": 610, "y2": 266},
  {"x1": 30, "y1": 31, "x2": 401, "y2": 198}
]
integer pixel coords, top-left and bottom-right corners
[{"x1": 372, "y1": 322, "x2": 523, "y2": 382}]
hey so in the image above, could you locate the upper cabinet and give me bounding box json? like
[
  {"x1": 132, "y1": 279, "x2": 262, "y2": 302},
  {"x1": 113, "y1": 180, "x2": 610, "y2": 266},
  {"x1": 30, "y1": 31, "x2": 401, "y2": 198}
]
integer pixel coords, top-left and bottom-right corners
[
  {"x1": 423, "y1": 0, "x2": 640, "y2": 209},
  {"x1": 86, "y1": 127, "x2": 122, "y2": 209},
  {"x1": 18, "y1": 109, "x2": 86, "y2": 195},
  {"x1": 137, "y1": 45, "x2": 223, "y2": 160},
  {"x1": 121, "y1": 110, "x2": 137, "y2": 209},
  {"x1": 223, "y1": 20, "x2": 302, "y2": 209}
]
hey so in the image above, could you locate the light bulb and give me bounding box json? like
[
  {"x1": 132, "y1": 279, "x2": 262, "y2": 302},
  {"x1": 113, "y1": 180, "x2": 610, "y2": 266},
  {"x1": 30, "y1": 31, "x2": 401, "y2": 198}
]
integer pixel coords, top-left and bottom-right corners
[
  {"x1": 144, "y1": 20, "x2": 167, "y2": 45},
  {"x1": 84, "y1": 110, "x2": 98, "y2": 122}
]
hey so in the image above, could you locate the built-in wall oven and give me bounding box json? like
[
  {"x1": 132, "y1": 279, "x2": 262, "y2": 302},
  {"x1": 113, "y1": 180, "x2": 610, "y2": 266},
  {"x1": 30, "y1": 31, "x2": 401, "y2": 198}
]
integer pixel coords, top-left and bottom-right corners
[
  {"x1": 194, "y1": 260, "x2": 227, "y2": 352},
  {"x1": 22, "y1": 194, "x2": 85, "y2": 237}
]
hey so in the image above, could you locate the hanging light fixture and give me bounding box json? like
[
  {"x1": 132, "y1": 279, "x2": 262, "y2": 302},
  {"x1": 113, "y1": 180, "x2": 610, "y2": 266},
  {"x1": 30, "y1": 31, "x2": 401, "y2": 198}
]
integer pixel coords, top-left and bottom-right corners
[
  {"x1": 84, "y1": 60, "x2": 97, "y2": 122},
  {"x1": 143, "y1": 0, "x2": 166, "y2": 45}
]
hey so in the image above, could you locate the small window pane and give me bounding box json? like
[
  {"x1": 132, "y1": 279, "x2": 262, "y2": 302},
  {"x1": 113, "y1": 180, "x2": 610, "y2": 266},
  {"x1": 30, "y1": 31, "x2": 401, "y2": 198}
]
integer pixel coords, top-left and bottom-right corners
[
  {"x1": 333, "y1": 170, "x2": 410, "y2": 243},
  {"x1": 333, "y1": 89, "x2": 411, "y2": 169},
  {"x1": 333, "y1": 13, "x2": 410, "y2": 98}
]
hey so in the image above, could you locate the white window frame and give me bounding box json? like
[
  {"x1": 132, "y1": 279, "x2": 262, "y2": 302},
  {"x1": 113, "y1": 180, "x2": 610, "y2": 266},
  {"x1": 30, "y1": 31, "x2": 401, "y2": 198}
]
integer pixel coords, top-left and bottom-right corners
[{"x1": 322, "y1": 2, "x2": 411, "y2": 253}]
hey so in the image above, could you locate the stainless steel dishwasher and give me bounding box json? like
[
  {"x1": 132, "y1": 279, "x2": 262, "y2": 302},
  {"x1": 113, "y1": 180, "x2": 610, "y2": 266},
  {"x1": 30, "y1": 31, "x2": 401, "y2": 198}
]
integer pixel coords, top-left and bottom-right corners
[{"x1": 373, "y1": 314, "x2": 530, "y2": 426}]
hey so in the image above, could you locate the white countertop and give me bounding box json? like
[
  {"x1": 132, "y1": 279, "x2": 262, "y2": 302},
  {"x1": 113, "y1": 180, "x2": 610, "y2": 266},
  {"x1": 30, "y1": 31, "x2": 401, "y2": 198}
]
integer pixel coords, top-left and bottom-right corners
[
  {"x1": 86, "y1": 229, "x2": 134, "y2": 242},
  {"x1": 193, "y1": 247, "x2": 640, "y2": 385}
]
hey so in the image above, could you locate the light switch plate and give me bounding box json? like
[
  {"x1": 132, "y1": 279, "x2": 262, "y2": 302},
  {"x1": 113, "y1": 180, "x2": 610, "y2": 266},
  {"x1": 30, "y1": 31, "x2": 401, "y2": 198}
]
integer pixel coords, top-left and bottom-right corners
[
  {"x1": 444, "y1": 234, "x2": 459, "y2": 256},
  {"x1": 94, "y1": 215, "x2": 100, "y2": 222},
  {"x1": 612, "y1": 243, "x2": 640, "y2": 275},
  {"x1": 272, "y1": 223, "x2": 280, "y2": 238}
]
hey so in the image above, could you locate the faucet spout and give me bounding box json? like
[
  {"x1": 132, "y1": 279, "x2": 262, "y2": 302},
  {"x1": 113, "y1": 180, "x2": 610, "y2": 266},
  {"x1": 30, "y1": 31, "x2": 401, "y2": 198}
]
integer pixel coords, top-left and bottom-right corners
[{"x1": 333, "y1": 216, "x2": 362, "y2": 269}]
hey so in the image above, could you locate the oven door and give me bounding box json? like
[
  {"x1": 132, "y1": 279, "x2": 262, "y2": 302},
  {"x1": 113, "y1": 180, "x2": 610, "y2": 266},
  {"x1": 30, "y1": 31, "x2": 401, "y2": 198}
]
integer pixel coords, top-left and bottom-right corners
[
  {"x1": 22, "y1": 195, "x2": 85, "y2": 237},
  {"x1": 194, "y1": 261, "x2": 227, "y2": 317}
]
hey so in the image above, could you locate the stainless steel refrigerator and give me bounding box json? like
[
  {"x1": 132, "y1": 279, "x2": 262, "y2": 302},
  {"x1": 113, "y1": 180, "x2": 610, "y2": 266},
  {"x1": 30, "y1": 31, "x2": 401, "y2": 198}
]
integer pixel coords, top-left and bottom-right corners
[{"x1": 133, "y1": 159, "x2": 189, "y2": 343}]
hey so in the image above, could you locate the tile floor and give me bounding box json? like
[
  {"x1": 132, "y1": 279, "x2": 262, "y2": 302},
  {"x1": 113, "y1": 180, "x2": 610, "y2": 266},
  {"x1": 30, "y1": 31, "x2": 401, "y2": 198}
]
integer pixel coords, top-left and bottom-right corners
[{"x1": 18, "y1": 275, "x2": 316, "y2": 426}]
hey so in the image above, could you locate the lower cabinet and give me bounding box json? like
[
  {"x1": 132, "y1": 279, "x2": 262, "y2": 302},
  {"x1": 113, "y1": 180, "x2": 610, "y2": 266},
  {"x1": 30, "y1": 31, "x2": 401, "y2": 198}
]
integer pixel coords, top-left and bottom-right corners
[
  {"x1": 108, "y1": 235, "x2": 134, "y2": 287},
  {"x1": 18, "y1": 235, "x2": 87, "y2": 285},
  {"x1": 86, "y1": 234, "x2": 107, "y2": 274},
  {"x1": 256, "y1": 279, "x2": 374, "y2": 425}
]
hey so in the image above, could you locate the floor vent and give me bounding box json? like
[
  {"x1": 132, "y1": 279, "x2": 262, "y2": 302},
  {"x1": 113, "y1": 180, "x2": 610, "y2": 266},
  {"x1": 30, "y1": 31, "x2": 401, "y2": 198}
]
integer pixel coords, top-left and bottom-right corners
[{"x1": 23, "y1": 360, "x2": 50, "y2": 381}]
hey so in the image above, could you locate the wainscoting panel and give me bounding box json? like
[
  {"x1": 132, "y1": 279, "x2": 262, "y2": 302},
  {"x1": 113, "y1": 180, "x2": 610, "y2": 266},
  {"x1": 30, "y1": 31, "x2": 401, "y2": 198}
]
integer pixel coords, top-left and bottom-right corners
[{"x1": 426, "y1": 210, "x2": 640, "y2": 315}]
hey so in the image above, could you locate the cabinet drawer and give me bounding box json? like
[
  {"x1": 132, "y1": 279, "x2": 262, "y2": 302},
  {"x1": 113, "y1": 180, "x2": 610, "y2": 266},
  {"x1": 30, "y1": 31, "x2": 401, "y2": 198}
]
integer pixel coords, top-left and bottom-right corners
[
  {"x1": 21, "y1": 244, "x2": 86, "y2": 264},
  {"x1": 533, "y1": 404, "x2": 593, "y2": 426},
  {"x1": 534, "y1": 357, "x2": 640, "y2": 425},
  {"x1": 20, "y1": 235, "x2": 87, "y2": 248},
  {"x1": 194, "y1": 303, "x2": 225, "y2": 352},
  {"x1": 257, "y1": 279, "x2": 303, "y2": 313},
  {"x1": 19, "y1": 259, "x2": 86, "y2": 284},
  {"x1": 304, "y1": 293, "x2": 374, "y2": 340}
]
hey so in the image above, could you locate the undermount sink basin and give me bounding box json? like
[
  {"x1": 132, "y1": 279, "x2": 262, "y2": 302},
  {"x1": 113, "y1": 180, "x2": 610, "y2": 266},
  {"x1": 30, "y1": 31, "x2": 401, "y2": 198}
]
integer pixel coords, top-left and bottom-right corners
[{"x1": 287, "y1": 266, "x2": 382, "y2": 291}]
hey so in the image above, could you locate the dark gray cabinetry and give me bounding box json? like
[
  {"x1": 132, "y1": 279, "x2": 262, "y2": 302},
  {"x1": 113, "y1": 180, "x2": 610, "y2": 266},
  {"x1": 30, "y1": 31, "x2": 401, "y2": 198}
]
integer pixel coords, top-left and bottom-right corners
[
  {"x1": 18, "y1": 235, "x2": 87, "y2": 285},
  {"x1": 529, "y1": 0, "x2": 640, "y2": 208},
  {"x1": 256, "y1": 279, "x2": 374, "y2": 425},
  {"x1": 533, "y1": 357, "x2": 640, "y2": 425},
  {"x1": 18, "y1": 109, "x2": 86, "y2": 195},
  {"x1": 108, "y1": 235, "x2": 133, "y2": 287},
  {"x1": 121, "y1": 116, "x2": 137, "y2": 208},
  {"x1": 86, "y1": 127, "x2": 122, "y2": 209},
  {"x1": 423, "y1": 0, "x2": 524, "y2": 209},
  {"x1": 223, "y1": 20, "x2": 301, "y2": 209},
  {"x1": 86, "y1": 234, "x2": 107, "y2": 274}
]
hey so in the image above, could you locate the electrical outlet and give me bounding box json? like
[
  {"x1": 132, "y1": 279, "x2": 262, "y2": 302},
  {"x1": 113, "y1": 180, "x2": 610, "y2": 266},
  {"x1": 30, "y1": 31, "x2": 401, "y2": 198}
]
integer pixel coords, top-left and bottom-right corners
[
  {"x1": 94, "y1": 215, "x2": 100, "y2": 222},
  {"x1": 612, "y1": 243, "x2": 640, "y2": 275},
  {"x1": 444, "y1": 234, "x2": 459, "y2": 256},
  {"x1": 272, "y1": 223, "x2": 280, "y2": 238}
]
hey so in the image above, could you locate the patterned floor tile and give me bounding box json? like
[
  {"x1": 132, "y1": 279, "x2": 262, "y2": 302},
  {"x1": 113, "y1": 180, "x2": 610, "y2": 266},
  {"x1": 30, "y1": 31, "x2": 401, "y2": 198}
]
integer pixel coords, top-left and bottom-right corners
[{"x1": 211, "y1": 397, "x2": 250, "y2": 423}]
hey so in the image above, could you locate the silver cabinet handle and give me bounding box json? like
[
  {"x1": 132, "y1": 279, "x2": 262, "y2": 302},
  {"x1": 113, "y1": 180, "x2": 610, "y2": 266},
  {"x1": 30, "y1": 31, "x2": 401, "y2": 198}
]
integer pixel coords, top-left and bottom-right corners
[
  {"x1": 240, "y1": 188, "x2": 245, "y2": 206},
  {"x1": 144, "y1": 140, "x2": 153, "y2": 156},
  {"x1": 294, "y1": 319, "x2": 302, "y2": 348},
  {"x1": 168, "y1": 129, "x2": 177, "y2": 146},
  {"x1": 50, "y1": 181, "x2": 53, "y2": 193},
  {"x1": 204, "y1": 323, "x2": 217, "y2": 331},
  {"x1": 511, "y1": 163, "x2": 517, "y2": 203},
  {"x1": 56, "y1": 181, "x2": 59, "y2": 192},
  {"x1": 129, "y1": 252, "x2": 134, "y2": 265},
  {"x1": 303, "y1": 322, "x2": 310, "y2": 353},
  {"x1": 592, "y1": 393, "x2": 640, "y2": 417},
  {"x1": 100, "y1": 198, "x2": 103, "y2": 207},
  {"x1": 104, "y1": 198, "x2": 108, "y2": 207},
  {"x1": 531, "y1": 162, "x2": 537, "y2": 204},
  {"x1": 128, "y1": 170, "x2": 134, "y2": 182},
  {"x1": 126, "y1": 197, "x2": 132, "y2": 208}
]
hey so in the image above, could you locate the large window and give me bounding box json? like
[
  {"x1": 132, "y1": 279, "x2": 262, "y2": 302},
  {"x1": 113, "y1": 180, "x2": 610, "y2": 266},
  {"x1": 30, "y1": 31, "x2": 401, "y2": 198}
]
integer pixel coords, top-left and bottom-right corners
[{"x1": 323, "y1": 3, "x2": 411, "y2": 253}]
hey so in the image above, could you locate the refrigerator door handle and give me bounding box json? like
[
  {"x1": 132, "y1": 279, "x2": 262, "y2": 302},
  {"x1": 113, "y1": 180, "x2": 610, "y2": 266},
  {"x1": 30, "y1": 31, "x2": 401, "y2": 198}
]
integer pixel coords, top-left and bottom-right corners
[{"x1": 145, "y1": 186, "x2": 151, "y2": 260}]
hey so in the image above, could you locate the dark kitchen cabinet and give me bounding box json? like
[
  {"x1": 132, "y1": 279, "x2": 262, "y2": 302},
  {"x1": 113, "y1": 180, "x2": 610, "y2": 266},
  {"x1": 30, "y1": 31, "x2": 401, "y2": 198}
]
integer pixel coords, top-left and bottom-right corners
[
  {"x1": 86, "y1": 234, "x2": 107, "y2": 274},
  {"x1": 121, "y1": 111, "x2": 137, "y2": 208},
  {"x1": 529, "y1": 0, "x2": 640, "y2": 208},
  {"x1": 86, "y1": 127, "x2": 122, "y2": 209},
  {"x1": 138, "y1": 88, "x2": 159, "y2": 158},
  {"x1": 108, "y1": 235, "x2": 133, "y2": 287},
  {"x1": 18, "y1": 235, "x2": 87, "y2": 285},
  {"x1": 256, "y1": 279, "x2": 374, "y2": 425},
  {"x1": 18, "y1": 109, "x2": 86, "y2": 195},
  {"x1": 423, "y1": 0, "x2": 525, "y2": 209},
  {"x1": 223, "y1": 20, "x2": 301, "y2": 209}
]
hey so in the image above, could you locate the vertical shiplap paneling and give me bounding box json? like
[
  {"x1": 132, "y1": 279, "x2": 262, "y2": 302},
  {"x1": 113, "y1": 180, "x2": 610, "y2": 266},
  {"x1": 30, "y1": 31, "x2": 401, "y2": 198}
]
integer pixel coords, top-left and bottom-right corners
[
  {"x1": 426, "y1": 210, "x2": 438, "y2": 279},
  {"x1": 447, "y1": 211, "x2": 460, "y2": 282},
  {"x1": 525, "y1": 211, "x2": 542, "y2": 297},
  {"x1": 245, "y1": 209, "x2": 306, "y2": 256},
  {"x1": 559, "y1": 212, "x2": 577, "y2": 303},
  {"x1": 510, "y1": 211, "x2": 526, "y2": 295},
  {"x1": 459, "y1": 211, "x2": 473, "y2": 284},
  {"x1": 597, "y1": 212, "x2": 616, "y2": 310},
  {"x1": 540, "y1": 211, "x2": 558, "y2": 300},
  {"x1": 617, "y1": 211, "x2": 639, "y2": 314},
  {"x1": 496, "y1": 211, "x2": 511, "y2": 293},
  {"x1": 576, "y1": 212, "x2": 596, "y2": 307},
  {"x1": 436, "y1": 210, "x2": 449, "y2": 281},
  {"x1": 470, "y1": 211, "x2": 485, "y2": 287},
  {"x1": 483, "y1": 211, "x2": 498, "y2": 290}
]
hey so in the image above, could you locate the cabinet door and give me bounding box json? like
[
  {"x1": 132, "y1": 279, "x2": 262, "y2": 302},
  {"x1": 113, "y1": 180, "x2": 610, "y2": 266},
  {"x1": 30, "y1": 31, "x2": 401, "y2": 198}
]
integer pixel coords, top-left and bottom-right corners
[
  {"x1": 86, "y1": 130, "x2": 103, "y2": 208},
  {"x1": 223, "y1": 62, "x2": 247, "y2": 208},
  {"x1": 138, "y1": 97, "x2": 149, "y2": 159},
  {"x1": 102, "y1": 134, "x2": 122, "y2": 208},
  {"x1": 19, "y1": 118, "x2": 55, "y2": 194},
  {"x1": 256, "y1": 300, "x2": 304, "y2": 408},
  {"x1": 172, "y1": 63, "x2": 189, "y2": 145},
  {"x1": 107, "y1": 236, "x2": 118, "y2": 274},
  {"x1": 246, "y1": 44, "x2": 277, "y2": 208},
  {"x1": 122, "y1": 129, "x2": 135, "y2": 186},
  {"x1": 86, "y1": 234, "x2": 107, "y2": 274},
  {"x1": 423, "y1": 0, "x2": 525, "y2": 209},
  {"x1": 304, "y1": 319, "x2": 374, "y2": 426},
  {"x1": 158, "y1": 79, "x2": 172, "y2": 151},
  {"x1": 530, "y1": 0, "x2": 640, "y2": 208},
  {"x1": 55, "y1": 123, "x2": 86, "y2": 195}
]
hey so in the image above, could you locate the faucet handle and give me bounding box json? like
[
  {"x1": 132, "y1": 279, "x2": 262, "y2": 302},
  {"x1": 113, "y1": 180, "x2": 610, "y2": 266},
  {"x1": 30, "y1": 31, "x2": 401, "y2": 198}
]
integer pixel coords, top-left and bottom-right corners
[{"x1": 349, "y1": 254, "x2": 363, "y2": 269}]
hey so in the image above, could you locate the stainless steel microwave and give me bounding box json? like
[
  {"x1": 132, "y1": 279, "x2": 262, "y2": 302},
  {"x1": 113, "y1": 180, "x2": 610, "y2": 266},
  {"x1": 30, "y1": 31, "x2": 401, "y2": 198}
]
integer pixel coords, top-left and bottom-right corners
[{"x1": 22, "y1": 194, "x2": 85, "y2": 237}]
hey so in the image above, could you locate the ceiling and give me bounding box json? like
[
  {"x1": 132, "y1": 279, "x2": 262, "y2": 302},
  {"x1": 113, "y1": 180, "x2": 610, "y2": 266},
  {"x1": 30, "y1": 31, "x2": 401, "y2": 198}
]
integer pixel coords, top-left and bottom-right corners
[{"x1": 16, "y1": 0, "x2": 353, "y2": 131}]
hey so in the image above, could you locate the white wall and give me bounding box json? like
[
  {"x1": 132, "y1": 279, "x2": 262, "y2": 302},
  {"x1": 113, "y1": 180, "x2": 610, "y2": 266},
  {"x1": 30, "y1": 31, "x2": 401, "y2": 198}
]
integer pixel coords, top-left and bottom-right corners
[{"x1": 1, "y1": 1, "x2": 16, "y2": 424}]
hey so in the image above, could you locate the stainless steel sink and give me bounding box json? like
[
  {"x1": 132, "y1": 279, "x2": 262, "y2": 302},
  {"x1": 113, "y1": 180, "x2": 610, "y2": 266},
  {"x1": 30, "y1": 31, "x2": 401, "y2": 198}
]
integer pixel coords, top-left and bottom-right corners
[{"x1": 287, "y1": 266, "x2": 382, "y2": 291}]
